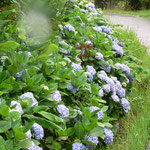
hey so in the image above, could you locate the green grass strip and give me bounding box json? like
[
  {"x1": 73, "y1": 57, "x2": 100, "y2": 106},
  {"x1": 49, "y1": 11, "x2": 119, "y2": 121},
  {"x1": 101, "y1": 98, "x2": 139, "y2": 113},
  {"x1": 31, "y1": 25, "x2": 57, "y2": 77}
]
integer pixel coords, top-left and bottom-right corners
[{"x1": 105, "y1": 29, "x2": 150, "y2": 150}]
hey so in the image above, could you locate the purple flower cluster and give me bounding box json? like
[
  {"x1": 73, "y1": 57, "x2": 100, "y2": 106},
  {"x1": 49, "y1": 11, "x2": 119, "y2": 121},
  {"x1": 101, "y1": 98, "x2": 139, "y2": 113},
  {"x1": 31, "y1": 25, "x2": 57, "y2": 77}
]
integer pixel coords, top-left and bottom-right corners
[
  {"x1": 57, "y1": 104, "x2": 69, "y2": 119},
  {"x1": 51, "y1": 90, "x2": 62, "y2": 102},
  {"x1": 121, "y1": 98, "x2": 130, "y2": 113},
  {"x1": 90, "y1": 106, "x2": 103, "y2": 120},
  {"x1": 72, "y1": 142, "x2": 86, "y2": 150},
  {"x1": 85, "y1": 2, "x2": 95, "y2": 12},
  {"x1": 104, "y1": 128, "x2": 114, "y2": 144},
  {"x1": 86, "y1": 65, "x2": 96, "y2": 81},
  {"x1": 20, "y1": 92, "x2": 38, "y2": 106},
  {"x1": 32, "y1": 123, "x2": 44, "y2": 140},
  {"x1": 115, "y1": 63, "x2": 130, "y2": 74},
  {"x1": 93, "y1": 26, "x2": 102, "y2": 32},
  {"x1": 26, "y1": 130, "x2": 32, "y2": 139},
  {"x1": 97, "y1": 88, "x2": 104, "y2": 97},
  {"x1": 84, "y1": 136, "x2": 99, "y2": 149}
]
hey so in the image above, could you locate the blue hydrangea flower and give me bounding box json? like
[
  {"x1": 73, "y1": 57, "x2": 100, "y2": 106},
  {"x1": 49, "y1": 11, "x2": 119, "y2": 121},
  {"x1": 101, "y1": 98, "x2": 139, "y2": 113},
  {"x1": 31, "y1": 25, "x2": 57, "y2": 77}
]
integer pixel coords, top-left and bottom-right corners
[
  {"x1": 97, "y1": 88, "x2": 104, "y2": 97},
  {"x1": 32, "y1": 123, "x2": 44, "y2": 140},
  {"x1": 90, "y1": 106, "x2": 103, "y2": 120},
  {"x1": 10, "y1": 101, "x2": 24, "y2": 114},
  {"x1": 103, "y1": 84, "x2": 111, "y2": 93},
  {"x1": 59, "y1": 40, "x2": 69, "y2": 46},
  {"x1": 101, "y1": 26, "x2": 112, "y2": 34},
  {"x1": 67, "y1": 83, "x2": 78, "y2": 93},
  {"x1": 81, "y1": 9, "x2": 89, "y2": 13},
  {"x1": 115, "y1": 63, "x2": 130, "y2": 74},
  {"x1": 86, "y1": 65, "x2": 96, "y2": 81},
  {"x1": 71, "y1": 63, "x2": 82, "y2": 71},
  {"x1": 95, "y1": 52, "x2": 104, "y2": 60},
  {"x1": 111, "y1": 94, "x2": 120, "y2": 103},
  {"x1": 26, "y1": 130, "x2": 32, "y2": 139},
  {"x1": 26, "y1": 142, "x2": 42, "y2": 150},
  {"x1": 93, "y1": 26, "x2": 102, "y2": 32},
  {"x1": 121, "y1": 98, "x2": 130, "y2": 113},
  {"x1": 57, "y1": 104, "x2": 69, "y2": 119},
  {"x1": 104, "y1": 128, "x2": 114, "y2": 144},
  {"x1": 59, "y1": 48, "x2": 70, "y2": 55},
  {"x1": 112, "y1": 42, "x2": 123, "y2": 56},
  {"x1": 28, "y1": 52, "x2": 32, "y2": 57},
  {"x1": 84, "y1": 136, "x2": 99, "y2": 149},
  {"x1": 15, "y1": 71, "x2": 23, "y2": 79},
  {"x1": 64, "y1": 24, "x2": 75, "y2": 32},
  {"x1": 102, "y1": 62, "x2": 111, "y2": 73},
  {"x1": 125, "y1": 72, "x2": 134, "y2": 83},
  {"x1": 85, "y1": 2, "x2": 95, "y2": 12},
  {"x1": 72, "y1": 142, "x2": 86, "y2": 150},
  {"x1": 51, "y1": 90, "x2": 62, "y2": 102},
  {"x1": 64, "y1": 57, "x2": 71, "y2": 63},
  {"x1": 20, "y1": 92, "x2": 38, "y2": 106}
]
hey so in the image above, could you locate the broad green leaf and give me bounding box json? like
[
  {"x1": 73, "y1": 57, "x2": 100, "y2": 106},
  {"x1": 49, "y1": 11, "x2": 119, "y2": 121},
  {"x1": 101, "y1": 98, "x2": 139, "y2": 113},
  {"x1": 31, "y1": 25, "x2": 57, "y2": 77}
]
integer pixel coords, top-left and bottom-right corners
[
  {"x1": 23, "y1": 114, "x2": 63, "y2": 130},
  {"x1": 38, "y1": 44, "x2": 58, "y2": 59},
  {"x1": 0, "y1": 41, "x2": 19, "y2": 52},
  {"x1": 14, "y1": 131, "x2": 27, "y2": 141},
  {"x1": 74, "y1": 121, "x2": 85, "y2": 139},
  {"x1": 33, "y1": 106, "x2": 49, "y2": 113},
  {"x1": 38, "y1": 111, "x2": 64, "y2": 123},
  {"x1": 91, "y1": 83, "x2": 99, "y2": 95},
  {"x1": 0, "y1": 101, "x2": 9, "y2": 116},
  {"x1": 89, "y1": 126, "x2": 104, "y2": 139},
  {"x1": 14, "y1": 140, "x2": 32, "y2": 148},
  {"x1": 0, "y1": 121, "x2": 11, "y2": 133}
]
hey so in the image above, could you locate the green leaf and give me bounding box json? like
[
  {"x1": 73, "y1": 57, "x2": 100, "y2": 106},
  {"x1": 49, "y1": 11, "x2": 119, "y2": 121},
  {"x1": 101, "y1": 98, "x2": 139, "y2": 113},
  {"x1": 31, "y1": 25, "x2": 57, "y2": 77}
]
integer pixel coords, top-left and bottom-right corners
[
  {"x1": 0, "y1": 121, "x2": 11, "y2": 133},
  {"x1": 74, "y1": 121, "x2": 85, "y2": 139},
  {"x1": 23, "y1": 114, "x2": 63, "y2": 130},
  {"x1": 66, "y1": 127, "x2": 75, "y2": 136},
  {"x1": 14, "y1": 131, "x2": 27, "y2": 141},
  {"x1": 91, "y1": 83, "x2": 99, "y2": 95},
  {"x1": 14, "y1": 140, "x2": 32, "y2": 148},
  {"x1": 0, "y1": 41, "x2": 19, "y2": 52},
  {"x1": 38, "y1": 111, "x2": 64, "y2": 123},
  {"x1": 33, "y1": 106, "x2": 49, "y2": 113},
  {"x1": 31, "y1": 74, "x2": 43, "y2": 84},
  {"x1": 38, "y1": 44, "x2": 58, "y2": 59},
  {"x1": 89, "y1": 126, "x2": 104, "y2": 139},
  {"x1": 0, "y1": 101, "x2": 9, "y2": 116}
]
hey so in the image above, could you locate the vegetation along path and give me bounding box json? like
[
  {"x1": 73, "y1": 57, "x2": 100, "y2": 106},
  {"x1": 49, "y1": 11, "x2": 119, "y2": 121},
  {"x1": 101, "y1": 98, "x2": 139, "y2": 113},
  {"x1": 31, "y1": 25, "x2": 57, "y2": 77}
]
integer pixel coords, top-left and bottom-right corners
[{"x1": 105, "y1": 14, "x2": 150, "y2": 54}]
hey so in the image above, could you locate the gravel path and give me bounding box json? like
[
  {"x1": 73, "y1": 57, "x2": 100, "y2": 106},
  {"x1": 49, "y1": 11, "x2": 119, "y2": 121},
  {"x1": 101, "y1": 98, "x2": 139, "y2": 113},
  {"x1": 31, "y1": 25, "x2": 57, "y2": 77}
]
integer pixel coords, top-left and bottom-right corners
[{"x1": 105, "y1": 14, "x2": 150, "y2": 54}]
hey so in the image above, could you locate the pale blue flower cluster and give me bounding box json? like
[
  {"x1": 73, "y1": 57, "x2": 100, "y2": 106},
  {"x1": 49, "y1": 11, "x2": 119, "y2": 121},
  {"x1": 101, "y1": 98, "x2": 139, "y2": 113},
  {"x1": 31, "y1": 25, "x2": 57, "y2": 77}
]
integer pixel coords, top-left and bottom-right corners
[
  {"x1": 26, "y1": 130, "x2": 32, "y2": 139},
  {"x1": 102, "y1": 62, "x2": 111, "y2": 73},
  {"x1": 84, "y1": 136, "x2": 99, "y2": 149},
  {"x1": 98, "y1": 71, "x2": 126, "y2": 99},
  {"x1": 71, "y1": 63, "x2": 82, "y2": 71},
  {"x1": 103, "y1": 84, "x2": 111, "y2": 93},
  {"x1": 67, "y1": 83, "x2": 78, "y2": 93},
  {"x1": 59, "y1": 40, "x2": 69, "y2": 46},
  {"x1": 64, "y1": 24, "x2": 75, "y2": 32},
  {"x1": 90, "y1": 106, "x2": 103, "y2": 120},
  {"x1": 10, "y1": 101, "x2": 24, "y2": 114},
  {"x1": 85, "y1": 2, "x2": 95, "y2": 12},
  {"x1": 32, "y1": 123, "x2": 44, "y2": 140},
  {"x1": 57, "y1": 104, "x2": 69, "y2": 119},
  {"x1": 111, "y1": 94, "x2": 120, "y2": 103},
  {"x1": 97, "y1": 88, "x2": 104, "y2": 97},
  {"x1": 72, "y1": 142, "x2": 86, "y2": 150},
  {"x1": 115, "y1": 63, "x2": 130, "y2": 74},
  {"x1": 95, "y1": 52, "x2": 104, "y2": 60},
  {"x1": 20, "y1": 92, "x2": 38, "y2": 106},
  {"x1": 59, "y1": 48, "x2": 70, "y2": 55},
  {"x1": 26, "y1": 142, "x2": 42, "y2": 150},
  {"x1": 64, "y1": 57, "x2": 71, "y2": 63},
  {"x1": 28, "y1": 52, "x2": 32, "y2": 57},
  {"x1": 51, "y1": 90, "x2": 62, "y2": 102},
  {"x1": 86, "y1": 65, "x2": 96, "y2": 81},
  {"x1": 93, "y1": 26, "x2": 102, "y2": 32},
  {"x1": 112, "y1": 42, "x2": 123, "y2": 56},
  {"x1": 101, "y1": 26, "x2": 112, "y2": 34},
  {"x1": 104, "y1": 128, "x2": 114, "y2": 144},
  {"x1": 121, "y1": 98, "x2": 130, "y2": 113}
]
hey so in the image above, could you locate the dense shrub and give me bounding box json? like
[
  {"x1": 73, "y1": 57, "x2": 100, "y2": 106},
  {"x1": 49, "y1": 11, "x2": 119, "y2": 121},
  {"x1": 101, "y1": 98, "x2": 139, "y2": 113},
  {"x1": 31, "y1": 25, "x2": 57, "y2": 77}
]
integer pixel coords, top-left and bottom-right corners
[{"x1": 0, "y1": 0, "x2": 146, "y2": 149}]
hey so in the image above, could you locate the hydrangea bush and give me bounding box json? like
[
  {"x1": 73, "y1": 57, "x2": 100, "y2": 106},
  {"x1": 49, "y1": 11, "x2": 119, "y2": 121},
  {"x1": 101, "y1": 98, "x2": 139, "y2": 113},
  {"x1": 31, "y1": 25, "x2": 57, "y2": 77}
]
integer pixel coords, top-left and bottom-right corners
[{"x1": 0, "y1": 0, "x2": 147, "y2": 149}]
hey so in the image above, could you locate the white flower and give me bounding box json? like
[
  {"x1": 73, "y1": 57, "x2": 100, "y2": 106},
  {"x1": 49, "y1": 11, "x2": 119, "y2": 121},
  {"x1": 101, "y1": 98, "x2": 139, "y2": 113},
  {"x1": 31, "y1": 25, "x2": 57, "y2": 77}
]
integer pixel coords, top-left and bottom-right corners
[
  {"x1": 95, "y1": 52, "x2": 104, "y2": 60},
  {"x1": 10, "y1": 101, "x2": 24, "y2": 114}
]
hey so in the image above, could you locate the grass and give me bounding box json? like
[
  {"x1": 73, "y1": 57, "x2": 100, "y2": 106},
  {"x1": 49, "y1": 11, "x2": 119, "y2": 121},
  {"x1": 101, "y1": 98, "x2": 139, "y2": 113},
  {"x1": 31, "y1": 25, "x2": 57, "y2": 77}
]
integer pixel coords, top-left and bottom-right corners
[
  {"x1": 105, "y1": 29, "x2": 150, "y2": 150},
  {"x1": 103, "y1": 9, "x2": 150, "y2": 19}
]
